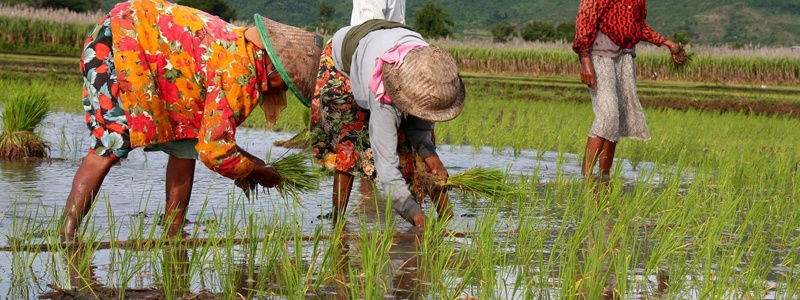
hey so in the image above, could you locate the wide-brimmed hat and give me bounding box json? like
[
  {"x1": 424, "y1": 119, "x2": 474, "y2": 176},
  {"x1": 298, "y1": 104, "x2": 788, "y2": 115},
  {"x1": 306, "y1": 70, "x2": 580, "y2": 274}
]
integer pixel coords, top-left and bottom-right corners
[
  {"x1": 254, "y1": 14, "x2": 323, "y2": 107},
  {"x1": 382, "y1": 46, "x2": 465, "y2": 122}
]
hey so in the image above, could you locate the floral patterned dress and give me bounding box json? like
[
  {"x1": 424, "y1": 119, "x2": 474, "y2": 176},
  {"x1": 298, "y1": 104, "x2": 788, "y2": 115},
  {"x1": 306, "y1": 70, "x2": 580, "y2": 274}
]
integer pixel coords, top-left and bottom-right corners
[
  {"x1": 81, "y1": 0, "x2": 270, "y2": 179},
  {"x1": 309, "y1": 42, "x2": 422, "y2": 182}
]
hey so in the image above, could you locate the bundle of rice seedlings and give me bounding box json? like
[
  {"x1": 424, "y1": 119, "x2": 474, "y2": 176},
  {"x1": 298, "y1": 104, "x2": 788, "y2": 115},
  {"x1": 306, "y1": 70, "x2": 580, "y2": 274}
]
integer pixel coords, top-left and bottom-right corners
[
  {"x1": 444, "y1": 167, "x2": 518, "y2": 200},
  {"x1": 671, "y1": 43, "x2": 694, "y2": 69},
  {"x1": 268, "y1": 151, "x2": 321, "y2": 199},
  {"x1": 0, "y1": 90, "x2": 51, "y2": 160},
  {"x1": 412, "y1": 166, "x2": 518, "y2": 201}
]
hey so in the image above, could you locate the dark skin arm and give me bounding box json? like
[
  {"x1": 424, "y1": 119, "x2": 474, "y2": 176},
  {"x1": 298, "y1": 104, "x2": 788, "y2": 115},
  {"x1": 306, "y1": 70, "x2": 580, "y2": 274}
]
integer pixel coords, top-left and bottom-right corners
[
  {"x1": 236, "y1": 146, "x2": 282, "y2": 190},
  {"x1": 579, "y1": 55, "x2": 596, "y2": 90},
  {"x1": 424, "y1": 156, "x2": 448, "y2": 184}
]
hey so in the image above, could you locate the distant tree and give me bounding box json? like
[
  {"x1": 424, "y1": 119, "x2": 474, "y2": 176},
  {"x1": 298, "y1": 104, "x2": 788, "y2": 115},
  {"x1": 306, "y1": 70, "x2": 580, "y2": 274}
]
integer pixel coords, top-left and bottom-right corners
[
  {"x1": 672, "y1": 30, "x2": 691, "y2": 45},
  {"x1": 520, "y1": 21, "x2": 557, "y2": 42},
  {"x1": 317, "y1": 1, "x2": 335, "y2": 35},
  {"x1": 413, "y1": 1, "x2": 454, "y2": 39},
  {"x1": 179, "y1": 0, "x2": 237, "y2": 21},
  {"x1": 491, "y1": 22, "x2": 516, "y2": 43},
  {"x1": 35, "y1": 0, "x2": 100, "y2": 12},
  {"x1": 555, "y1": 21, "x2": 575, "y2": 42}
]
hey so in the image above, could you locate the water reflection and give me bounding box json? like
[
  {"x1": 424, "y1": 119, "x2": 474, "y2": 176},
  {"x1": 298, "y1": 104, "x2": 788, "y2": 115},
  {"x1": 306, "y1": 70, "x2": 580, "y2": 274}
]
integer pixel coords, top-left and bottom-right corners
[{"x1": 0, "y1": 112, "x2": 664, "y2": 298}]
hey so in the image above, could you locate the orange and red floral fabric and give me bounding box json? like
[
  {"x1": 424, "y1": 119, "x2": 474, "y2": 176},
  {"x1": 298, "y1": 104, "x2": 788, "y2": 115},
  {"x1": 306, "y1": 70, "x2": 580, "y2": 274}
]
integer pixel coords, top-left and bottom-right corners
[{"x1": 107, "y1": 0, "x2": 269, "y2": 178}]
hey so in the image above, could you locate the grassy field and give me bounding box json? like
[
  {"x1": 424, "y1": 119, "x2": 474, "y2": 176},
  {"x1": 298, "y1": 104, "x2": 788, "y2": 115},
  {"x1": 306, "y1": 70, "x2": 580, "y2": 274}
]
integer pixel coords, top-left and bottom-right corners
[{"x1": 2, "y1": 50, "x2": 800, "y2": 299}]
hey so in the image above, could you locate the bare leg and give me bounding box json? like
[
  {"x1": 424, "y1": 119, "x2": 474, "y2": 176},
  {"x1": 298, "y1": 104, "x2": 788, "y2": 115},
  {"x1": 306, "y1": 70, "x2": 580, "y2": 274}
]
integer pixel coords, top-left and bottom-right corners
[
  {"x1": 61, "y1": 155, "x2": 120, "y2": 242},
  {"x1": 332, "y1": 170, "x2": 354, "y2": 223},
  {"x1": 581, "y1": 136, "x2": 606, "y2": 177},
  {"x1": 164, "y1": 155, "x2": 195, "y2": 237},
  {"x1": 599, "y1": 140, "x2": 617, "y2": 177}
]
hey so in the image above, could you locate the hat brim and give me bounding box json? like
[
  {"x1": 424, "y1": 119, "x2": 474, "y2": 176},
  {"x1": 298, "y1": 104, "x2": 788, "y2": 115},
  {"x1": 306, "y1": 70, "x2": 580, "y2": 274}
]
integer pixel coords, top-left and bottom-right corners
[
  {"x1": 390, "y1": 76, "x2": 465, "y2": 122},
  {"x1": 253, "y1": 14, "x2": 322, "y2": 108},
  {"x1": 382, "y1": 46, "x2": 466, "y2": 122}
]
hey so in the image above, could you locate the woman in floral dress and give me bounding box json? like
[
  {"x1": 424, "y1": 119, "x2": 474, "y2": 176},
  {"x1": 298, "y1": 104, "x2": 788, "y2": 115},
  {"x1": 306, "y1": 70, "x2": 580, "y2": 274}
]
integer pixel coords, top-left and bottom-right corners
[{"x1": 61, "y1": 0, "x2": 322, "y2": 241}]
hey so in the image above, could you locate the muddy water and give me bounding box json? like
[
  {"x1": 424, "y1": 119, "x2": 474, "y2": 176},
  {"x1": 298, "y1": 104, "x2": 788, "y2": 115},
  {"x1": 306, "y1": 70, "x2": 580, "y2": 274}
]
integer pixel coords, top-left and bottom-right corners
[{"x1": 0, "y1": 112, "x2": 655, "y2": 298}]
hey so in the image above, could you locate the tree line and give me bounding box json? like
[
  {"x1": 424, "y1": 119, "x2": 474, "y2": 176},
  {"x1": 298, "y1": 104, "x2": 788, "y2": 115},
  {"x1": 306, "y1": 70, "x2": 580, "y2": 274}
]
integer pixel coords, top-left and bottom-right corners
[{"x1": 491, "y1": 21, "x2": 575, "y2": 43}]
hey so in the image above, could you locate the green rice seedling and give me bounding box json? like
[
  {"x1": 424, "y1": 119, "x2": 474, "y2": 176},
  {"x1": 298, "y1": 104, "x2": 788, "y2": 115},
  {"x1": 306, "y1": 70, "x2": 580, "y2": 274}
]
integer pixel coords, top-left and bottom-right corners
[
  {"x1": 6, "y1": 197, "x2": 45, "y2": 289},
  {"x1": 268, "y1": 151, "x2": 322, "y2": 200},
  {"x1": 417, "y1": 210, "x2": 472, "y2": 299},
  {"x1": 466, "y1": 206, "x2": 510, "y2": 298},
  {"x1": 272, "y1": 205, "x2": 322, "y2": 298},
  {"x1": 345, "y1": 196, "x2": 396, "y2": 298},
  {"x1": 105, "y1": 196, "x2": 160, "y2": 299},
  {"x1": 0, "y1": 89, "x2": 51, "y2": 160}
]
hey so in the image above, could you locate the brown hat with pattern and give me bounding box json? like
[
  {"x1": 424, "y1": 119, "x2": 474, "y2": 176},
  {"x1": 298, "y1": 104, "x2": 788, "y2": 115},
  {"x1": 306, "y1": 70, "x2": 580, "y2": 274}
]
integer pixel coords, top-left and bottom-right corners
[
  {"x1": 254, "y1": 14, "x2": 323, "y2": 107},
  {"x1": 382, "y1": 46, "x2": 465, "y2": 122}
]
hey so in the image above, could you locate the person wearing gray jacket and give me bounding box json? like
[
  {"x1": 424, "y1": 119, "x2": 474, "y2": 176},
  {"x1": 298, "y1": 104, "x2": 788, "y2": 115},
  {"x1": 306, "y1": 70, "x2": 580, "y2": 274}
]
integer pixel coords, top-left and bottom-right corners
[{"x1": 310, "y1": 20, "x2": 465, "y2": 228}]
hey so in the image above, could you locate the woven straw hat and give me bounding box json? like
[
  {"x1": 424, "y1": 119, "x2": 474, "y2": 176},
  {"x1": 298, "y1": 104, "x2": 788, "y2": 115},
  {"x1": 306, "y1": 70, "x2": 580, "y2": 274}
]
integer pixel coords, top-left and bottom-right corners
[
  {"x1": 254, "y1": 14, "x2": 323, "y2": 107},
  {"x1": 382, "y1": 46, "x2": 465, "y2": 122}
]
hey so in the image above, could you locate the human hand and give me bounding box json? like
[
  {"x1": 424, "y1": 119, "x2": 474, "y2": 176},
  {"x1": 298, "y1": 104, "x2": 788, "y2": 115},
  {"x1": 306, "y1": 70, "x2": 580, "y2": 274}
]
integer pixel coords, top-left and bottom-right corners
[
  {"x1": 249, "y1": 165, "x2": 282, "y2": 188},
  {"x1": 579, "y1": 55, "x2": 596, "y2": 90},
  {"x1": 665, "y1": 40, "x2": 688, "y2": 66},
  {"x1": 423, "y1": 156, "x2": 448, "y2": 184}
]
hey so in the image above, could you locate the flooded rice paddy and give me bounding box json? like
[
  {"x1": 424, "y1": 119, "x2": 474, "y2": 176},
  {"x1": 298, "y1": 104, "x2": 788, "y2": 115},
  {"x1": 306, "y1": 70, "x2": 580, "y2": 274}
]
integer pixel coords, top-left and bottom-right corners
[{"x1": 0, "y1": 112, "x2": 789, "y2": 299}]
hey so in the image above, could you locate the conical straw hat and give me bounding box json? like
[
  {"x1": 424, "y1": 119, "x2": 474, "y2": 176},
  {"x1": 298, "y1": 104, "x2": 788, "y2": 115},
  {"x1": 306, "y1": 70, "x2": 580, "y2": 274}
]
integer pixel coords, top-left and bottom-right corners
[
  {"x1": 254, "y1": 14, "x2": 323, "y2": 107},
  {"x1": 382, "y1": 46, "x2": 465, "y2": 122}
]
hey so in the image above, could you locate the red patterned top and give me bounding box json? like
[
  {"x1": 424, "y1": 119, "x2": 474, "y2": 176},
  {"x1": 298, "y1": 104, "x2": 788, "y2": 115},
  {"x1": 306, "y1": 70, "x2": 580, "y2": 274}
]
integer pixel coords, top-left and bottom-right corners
[{"x1": 572, "y1": 0, "x2": 667, "y2": 57}]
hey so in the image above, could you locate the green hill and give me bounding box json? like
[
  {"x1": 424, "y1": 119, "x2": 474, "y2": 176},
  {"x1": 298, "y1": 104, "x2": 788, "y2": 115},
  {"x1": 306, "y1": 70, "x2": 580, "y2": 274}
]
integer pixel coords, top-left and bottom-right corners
[{"x1": 100, "y1": 0, "x2": 800, "y2": 46}]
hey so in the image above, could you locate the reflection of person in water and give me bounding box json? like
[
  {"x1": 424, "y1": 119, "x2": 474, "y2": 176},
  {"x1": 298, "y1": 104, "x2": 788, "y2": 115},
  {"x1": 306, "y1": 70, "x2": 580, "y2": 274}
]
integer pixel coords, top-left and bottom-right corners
[{"x1": 325, "y1": 228, "x2": 425, "y2": 299}]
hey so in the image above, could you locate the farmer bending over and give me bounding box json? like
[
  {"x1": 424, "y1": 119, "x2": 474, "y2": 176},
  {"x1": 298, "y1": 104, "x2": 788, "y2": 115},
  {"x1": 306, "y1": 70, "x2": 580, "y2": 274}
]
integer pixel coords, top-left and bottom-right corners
[
  {"x1": 61, "y1": 0, "x2": 322, "y2": 241},
  {"x1": 310, "y1": 20, "x2": 465, "y2": 228}
]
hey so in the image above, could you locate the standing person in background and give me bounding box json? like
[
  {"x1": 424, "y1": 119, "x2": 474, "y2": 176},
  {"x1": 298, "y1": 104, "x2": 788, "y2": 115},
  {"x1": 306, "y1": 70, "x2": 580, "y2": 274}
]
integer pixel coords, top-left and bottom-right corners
[
  {"x1": 310, "y1": 20, "x2": 465, "y2": 228},
  {"x1": 573, "y1": 0, "x2": 687, "y2": 181},
  {"x1": 351, "y1": 0, "x2": 405, "y2": 25},
  {"x1": 61, "y1": 0, "x2": 322, "y2": 241}
]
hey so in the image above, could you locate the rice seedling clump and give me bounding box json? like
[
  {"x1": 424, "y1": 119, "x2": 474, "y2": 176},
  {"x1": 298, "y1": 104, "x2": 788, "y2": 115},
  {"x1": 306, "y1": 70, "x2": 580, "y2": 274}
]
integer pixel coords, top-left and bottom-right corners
[{"x1": 0, "y1": 90, "x2": 51, "y2": 160}]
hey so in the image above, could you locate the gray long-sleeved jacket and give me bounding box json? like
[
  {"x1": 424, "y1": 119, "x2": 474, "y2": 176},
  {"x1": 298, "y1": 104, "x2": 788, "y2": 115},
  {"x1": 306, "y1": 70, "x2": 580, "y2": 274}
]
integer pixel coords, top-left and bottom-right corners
[{"x1": 331, "y1": 25, "x2": 435, "y2": 221}]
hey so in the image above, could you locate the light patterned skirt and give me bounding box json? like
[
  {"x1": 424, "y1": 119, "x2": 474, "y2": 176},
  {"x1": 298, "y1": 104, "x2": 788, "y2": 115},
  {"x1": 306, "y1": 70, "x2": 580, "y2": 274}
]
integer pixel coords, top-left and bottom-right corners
[{"x1": 589, "y1": 53, "x2": 651, "y2": 142}]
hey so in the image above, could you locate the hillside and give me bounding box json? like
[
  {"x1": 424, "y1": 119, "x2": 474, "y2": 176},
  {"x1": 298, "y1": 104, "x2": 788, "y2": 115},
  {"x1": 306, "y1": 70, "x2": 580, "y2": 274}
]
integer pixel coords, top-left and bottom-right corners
[{"x1": 99, "y1": 0, "x2": 800, "y2": 46}]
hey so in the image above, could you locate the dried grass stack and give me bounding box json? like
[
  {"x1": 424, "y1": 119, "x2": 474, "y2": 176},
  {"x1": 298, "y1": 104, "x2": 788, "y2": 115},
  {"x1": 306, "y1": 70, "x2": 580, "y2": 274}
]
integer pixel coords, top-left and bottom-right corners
[{"x1": 0, "y1": 91, "x2": 51, "y2": 160}]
